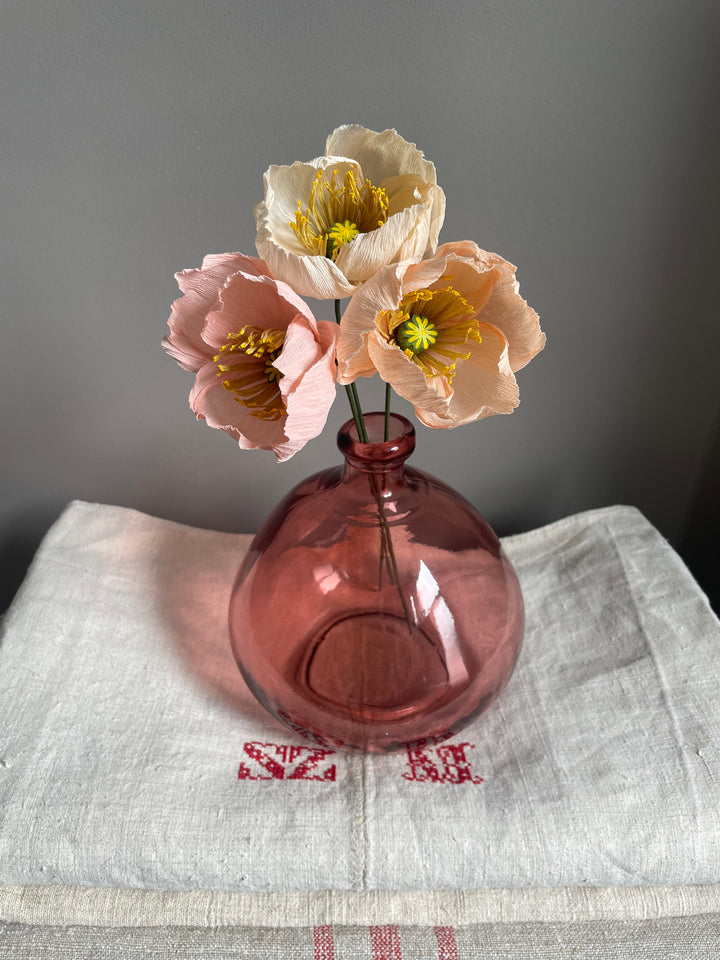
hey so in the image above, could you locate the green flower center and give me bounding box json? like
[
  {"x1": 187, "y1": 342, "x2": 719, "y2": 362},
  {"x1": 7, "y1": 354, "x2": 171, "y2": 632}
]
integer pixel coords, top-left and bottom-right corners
[
  {"x1": 376, "y1": 286, "x2": 483, "y2": 382},
  {"x1": 395, "y1": 315, "x2": 438, "y2": 354}
]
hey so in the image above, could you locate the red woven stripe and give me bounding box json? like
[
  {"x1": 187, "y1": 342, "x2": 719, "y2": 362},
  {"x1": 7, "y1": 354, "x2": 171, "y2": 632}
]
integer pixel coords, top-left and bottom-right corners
[
  {"x1": 370, "y1": 924, "x2": 402, "y2": 960},
  {"x1": 434, "y1": 926, "x2": 458, "y2": 960},
  {"x1": 313, "y1": 924, "x2": 335, "y2": 960}
]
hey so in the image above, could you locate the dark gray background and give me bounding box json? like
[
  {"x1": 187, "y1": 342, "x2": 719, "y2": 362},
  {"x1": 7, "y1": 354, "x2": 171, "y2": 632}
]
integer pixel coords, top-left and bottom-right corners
[{"x1": 2, "y1": 0, "x2": 719, "y2": 611}]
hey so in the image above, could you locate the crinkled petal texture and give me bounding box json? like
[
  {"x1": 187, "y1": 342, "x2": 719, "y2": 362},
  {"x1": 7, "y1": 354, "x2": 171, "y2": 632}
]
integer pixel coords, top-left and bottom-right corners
[
  {"x1": 163, "y1": 253, "x2": 337, "y2": 460},
  {"x1": 255, "y1": 125, "x2": 446, "y2": 300},
  {"x1": 337, "y1": 245, "x2": 545, "y2": 429}
]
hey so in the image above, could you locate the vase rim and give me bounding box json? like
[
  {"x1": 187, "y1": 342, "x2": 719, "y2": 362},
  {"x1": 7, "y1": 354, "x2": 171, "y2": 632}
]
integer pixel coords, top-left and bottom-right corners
[{"x1": 337, "y1": 412, "x2": 415, "y2": 469}]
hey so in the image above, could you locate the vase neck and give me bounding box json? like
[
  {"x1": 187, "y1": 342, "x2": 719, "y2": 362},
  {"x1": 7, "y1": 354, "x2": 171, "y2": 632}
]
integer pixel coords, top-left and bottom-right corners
[{"x1": 337, "y1": 413, "x2": 415, "y2": 484}]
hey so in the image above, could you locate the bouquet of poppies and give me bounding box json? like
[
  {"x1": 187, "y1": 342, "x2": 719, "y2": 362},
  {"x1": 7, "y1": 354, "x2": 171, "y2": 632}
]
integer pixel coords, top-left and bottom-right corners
[{"x1": 163, "y1": 124, "x2": 545, "y2": 459}]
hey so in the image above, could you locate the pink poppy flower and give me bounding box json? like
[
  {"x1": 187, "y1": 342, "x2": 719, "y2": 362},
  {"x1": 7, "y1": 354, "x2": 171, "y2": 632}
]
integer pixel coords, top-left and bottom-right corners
[
  {"x1": 163, "y1": 253, "x2": 338, "y2": 461},
  {"x1": 254, "y1": 125, "x2": 446, "y2": 300},
  {"x1": 336, "y1": 241, "x2": 545, "y2": 428}
]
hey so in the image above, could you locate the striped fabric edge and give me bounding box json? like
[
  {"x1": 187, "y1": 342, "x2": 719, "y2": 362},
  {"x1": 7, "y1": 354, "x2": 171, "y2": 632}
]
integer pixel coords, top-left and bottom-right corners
[{"x1": 0, "y1": 883, "x2": 718, "y2": 928}]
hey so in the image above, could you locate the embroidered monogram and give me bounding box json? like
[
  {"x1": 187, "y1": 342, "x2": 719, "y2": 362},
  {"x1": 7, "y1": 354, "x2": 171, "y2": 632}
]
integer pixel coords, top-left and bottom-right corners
[
  {"x1": 402, "y1": 743, "x2": 484, "y2": 784},
  {"x1": 238, "y1": 741, "x2": 337, "y2": 782}
]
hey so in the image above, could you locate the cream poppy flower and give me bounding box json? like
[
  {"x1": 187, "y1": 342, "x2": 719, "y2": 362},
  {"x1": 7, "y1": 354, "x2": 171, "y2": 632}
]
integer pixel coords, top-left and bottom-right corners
[
  {"x1": 254, "y1": 125, "x2": 446, "y2": 300},
  {"x1": 336, "y1": 242, "x2": 545, "y2": 428},
  {"x1": 163, "y1": 253, "x2": 338, "y2": 461}
]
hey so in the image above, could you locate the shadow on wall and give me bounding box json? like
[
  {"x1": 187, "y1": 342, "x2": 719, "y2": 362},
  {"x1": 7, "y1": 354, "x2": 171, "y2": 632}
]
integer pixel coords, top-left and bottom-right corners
[
  {"x1": 681, "y1": 412, "x2": 720, "y2": 616},
  {"x1": 665, "y1": 39, "x2": 720, "y2": 617}
]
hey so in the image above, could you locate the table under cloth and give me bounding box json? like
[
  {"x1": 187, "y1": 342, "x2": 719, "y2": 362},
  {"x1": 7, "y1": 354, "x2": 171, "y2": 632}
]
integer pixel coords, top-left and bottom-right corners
[{"x1": 0, "y1": 500, "x2": 719, "y2": 958}]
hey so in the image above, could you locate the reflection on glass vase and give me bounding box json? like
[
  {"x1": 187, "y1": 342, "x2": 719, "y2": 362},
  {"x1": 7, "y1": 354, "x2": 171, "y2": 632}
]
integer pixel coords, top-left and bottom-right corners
[{"x1": 228, "y1": 413, "x2": 524, "y2": 753}]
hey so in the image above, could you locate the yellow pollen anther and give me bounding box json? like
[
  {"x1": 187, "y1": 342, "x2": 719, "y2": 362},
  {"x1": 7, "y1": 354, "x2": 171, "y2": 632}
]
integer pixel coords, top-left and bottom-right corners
[
  {"x1": 376, "y1": 285, "x2": 483, "y2": 383},
  {"x1": 264, "y1": 356, "x2": 281, "y2": 383},
  {"x1": 291, "y1": 169, "x2": 388, "y2": 261},
  {"x1": 214, "y1": 326, "x2": 286, "y2": 421}
]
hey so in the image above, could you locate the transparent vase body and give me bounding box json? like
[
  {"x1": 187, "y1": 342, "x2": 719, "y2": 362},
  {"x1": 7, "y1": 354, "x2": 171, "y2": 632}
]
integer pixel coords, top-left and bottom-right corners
[{"x1": 229, "y1": 414, "x2": 524, "y2": 753}]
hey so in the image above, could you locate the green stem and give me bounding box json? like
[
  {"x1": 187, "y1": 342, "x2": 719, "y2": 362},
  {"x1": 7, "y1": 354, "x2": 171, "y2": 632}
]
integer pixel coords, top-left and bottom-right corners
[
  {"x1": 334, "y1": 299, "x2": 367, "y2": 443},
  {"x1": 334, "y1": 299, "x2": 412, "y2": 631}
]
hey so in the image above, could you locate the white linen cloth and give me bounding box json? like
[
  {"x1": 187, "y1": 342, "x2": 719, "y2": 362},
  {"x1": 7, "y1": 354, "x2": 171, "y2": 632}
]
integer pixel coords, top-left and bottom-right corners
[{"x1": 0, "y1": 500, "x2": 718, "y2": 893}]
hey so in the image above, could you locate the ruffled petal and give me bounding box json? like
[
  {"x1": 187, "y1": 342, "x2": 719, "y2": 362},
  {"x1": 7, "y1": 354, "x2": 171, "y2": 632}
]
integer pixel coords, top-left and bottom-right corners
[
  {"x1": 163, "y1": 253, "x2": 269, "y2": 372},
  {"x1": 416, "y1": 325, "x2": 519, "y2": 429},
  {"x1": 435, "y1": 240, "x2": 487, "y2": 262},
  {"x1": 436, "y1": 253, "x2": 498, "y2": 317},
  {"x1": 202, "y1": 273, "x2": 314, "y2": 351},
  {"x1": 325, "y1": 125, "x2": 438, "y2": 185},
  {"x1": 274, "y1": 318, "x2": 338, "y2": 462},
  {"x1": 336, "y1": 264, "x2": 406, "y2": 383},
  {"x1": 260, "y1": 162, "x2": 322, "y2": 252},
  {"x1": 397, "y1": 255, "x2": 450, "y2": 296},
  {"x1": 255, "y1": 204, "x2": 357, "y2": 299},
  {"x1": 436, "y1": 242, "x2": 545, "y2": 372},
  {"x1": 480, "y1": 258, "x2": 545, "y2": 372},
  {"x1": 189, "y1": 363, "x2": 287, "y2": 450},
  {"x1": 273, "y1": 315, "x2": 321, "y2": 391},
  {"x1": 367, "y1": 333, "x2": 452, "y2": 412},
  {"x1": 424, "y1": 183, "x2": 446, "y2": 255},
  {"x1": 336, "y1": 200, "x2": 432, "y2": 284}
]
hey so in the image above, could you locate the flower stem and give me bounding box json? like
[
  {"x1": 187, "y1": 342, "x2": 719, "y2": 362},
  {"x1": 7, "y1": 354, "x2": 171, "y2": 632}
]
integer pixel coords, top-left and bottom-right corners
[
  {"x1": 334, "y1": 299, "x2": 413, "y2": 631},
  {"x1": 334, "y1": 299, "x2": 367, "y2": 443}
]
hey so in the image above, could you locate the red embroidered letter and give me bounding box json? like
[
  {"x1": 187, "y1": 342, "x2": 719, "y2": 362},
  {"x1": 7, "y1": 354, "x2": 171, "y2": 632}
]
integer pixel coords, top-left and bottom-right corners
[
  {"x1": 237, "y1": 742, "x2": 285, "y2": 780},
  {"x1": 288, "y1": 748, "x2": 337, "y2": 782},
  {"x1": 436, "y1": 743, "x2": 484, "y2": 784},
  {"x1": 238, "y1": 742, "x2": 337, "y2": 782},
  {"x1": 402, "y1": 743, "x2": 483, "y2": 784},
  {"x1": 402, "y1": 747, "x2": 443, "y2": 782}
]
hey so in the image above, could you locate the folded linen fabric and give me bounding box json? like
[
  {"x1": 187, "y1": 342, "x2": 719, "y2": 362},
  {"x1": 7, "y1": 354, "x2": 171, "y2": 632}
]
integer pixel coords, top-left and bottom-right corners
[
  {"x1": 0, "y1": 500, "x2": 718, "y2": 894},
  {"x1": 0, "y1": 913, "x2": 719, "y2": 960}
]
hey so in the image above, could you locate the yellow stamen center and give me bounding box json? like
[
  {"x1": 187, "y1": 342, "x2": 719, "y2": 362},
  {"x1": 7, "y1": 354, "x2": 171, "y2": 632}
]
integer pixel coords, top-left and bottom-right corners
[
  {"x1": 214, "y1": 326, "x2": 286, "y2": 421},
  {"x1": 291, "y1": 169, "x2": 388, "y2": 261},
  {"x1": 377, "y1": 285, "x2": 482, "y2": 382}
]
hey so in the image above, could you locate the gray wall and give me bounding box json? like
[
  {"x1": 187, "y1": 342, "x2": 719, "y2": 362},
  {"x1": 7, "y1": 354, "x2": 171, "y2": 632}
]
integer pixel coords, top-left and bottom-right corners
[{"x1": 2, "y1": 0, "x2": 719, "y2": 610}]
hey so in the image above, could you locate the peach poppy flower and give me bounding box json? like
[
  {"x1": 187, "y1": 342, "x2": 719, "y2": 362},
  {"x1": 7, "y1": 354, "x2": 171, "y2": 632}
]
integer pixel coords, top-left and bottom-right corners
[
  {"x1": 336, "y1": 241, "x2": 545, "y2": 428},
  {"x1": 254, "y1": 125, "x2": 446, "y2": 300},
  {"x1": 163, "y1": 253, "x2": 337, "y2": 461}
]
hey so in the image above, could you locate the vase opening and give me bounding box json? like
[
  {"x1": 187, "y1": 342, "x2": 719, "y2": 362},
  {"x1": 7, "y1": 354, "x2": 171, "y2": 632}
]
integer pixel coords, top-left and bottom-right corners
[{"x1": 337, "y1": 413, "x2": 415, "y2": 474}]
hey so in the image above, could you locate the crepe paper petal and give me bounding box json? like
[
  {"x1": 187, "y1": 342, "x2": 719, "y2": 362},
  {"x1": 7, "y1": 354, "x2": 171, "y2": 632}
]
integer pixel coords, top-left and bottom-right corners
[
  {"x1": 274, "y1": 317, "x2": 338, "y2": 462},
  {"x1": 436, "y1": 241, "x2": 545, "y2": 372},
  {"x1": 164, "y1": 253, "x2": 270, "y2": 372},
  {"x1": 325, "y1": 125, "x2": 438, "y2": 185}
]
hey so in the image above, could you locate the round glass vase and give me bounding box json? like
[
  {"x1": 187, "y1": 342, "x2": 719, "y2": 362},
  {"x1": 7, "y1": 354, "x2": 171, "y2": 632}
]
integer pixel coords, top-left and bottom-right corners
[{"x1": 228, "y1": 413, "x2": 524, "y2": 753}]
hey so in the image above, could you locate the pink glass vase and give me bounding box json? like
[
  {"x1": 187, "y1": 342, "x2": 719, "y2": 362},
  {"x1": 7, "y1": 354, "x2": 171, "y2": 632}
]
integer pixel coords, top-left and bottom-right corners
[{"x1": 228, "y1": 413, "x2": 524, "y2": 753}]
